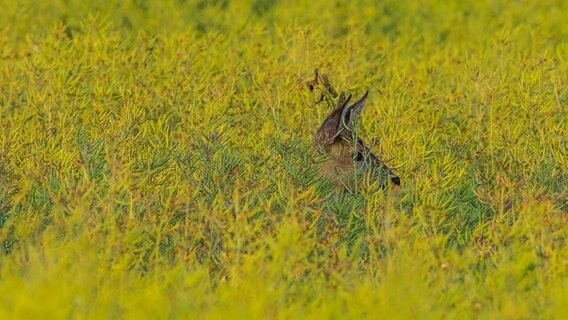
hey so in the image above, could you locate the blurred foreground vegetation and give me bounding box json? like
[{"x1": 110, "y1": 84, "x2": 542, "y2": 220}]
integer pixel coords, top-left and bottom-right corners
[{"x1": 0, "y1": 0, "x2": 567, "y2": 318}]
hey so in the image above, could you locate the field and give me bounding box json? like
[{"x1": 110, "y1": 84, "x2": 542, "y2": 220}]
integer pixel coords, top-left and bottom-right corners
[{"x1": 0, "y1": 0, "x2": 567, "y2": 318}]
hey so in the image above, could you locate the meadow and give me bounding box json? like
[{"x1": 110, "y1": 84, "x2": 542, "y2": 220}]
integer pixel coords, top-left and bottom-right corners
[{"x1": 0, "y1": 0, "x2": 567, "y2": 318}]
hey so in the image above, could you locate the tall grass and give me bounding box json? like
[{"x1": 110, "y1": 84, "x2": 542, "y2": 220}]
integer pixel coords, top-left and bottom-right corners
[{"x1": 0, "y1": 0, "x2": 567, "y2": 318}]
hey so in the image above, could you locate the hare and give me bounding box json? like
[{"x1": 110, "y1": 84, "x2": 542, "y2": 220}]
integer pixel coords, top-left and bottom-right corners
[{"x1": 315, "y1": 91, "x2": 401, "y2": 191}]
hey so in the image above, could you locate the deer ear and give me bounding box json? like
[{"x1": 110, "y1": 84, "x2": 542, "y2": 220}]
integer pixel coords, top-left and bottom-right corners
[
  {"x1": 315, "y1": 94, "x2": 352, "y2": 147},
  {"x1": 341, "y1": 91, "x2": 368, "y2": 132}
]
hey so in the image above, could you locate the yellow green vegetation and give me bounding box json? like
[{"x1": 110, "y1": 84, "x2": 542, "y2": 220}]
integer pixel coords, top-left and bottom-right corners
[{"x1": 1, "y1": 0, "x2": 567, "y2": 318}]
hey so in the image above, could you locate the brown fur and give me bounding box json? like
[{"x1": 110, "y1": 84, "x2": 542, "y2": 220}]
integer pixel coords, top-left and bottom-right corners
[{"x1": 315, "y1": 92, "x2": 400, "y2": 190}]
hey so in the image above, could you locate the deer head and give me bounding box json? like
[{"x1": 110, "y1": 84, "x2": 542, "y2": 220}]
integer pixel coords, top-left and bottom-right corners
[{"x1": 315, "y1": 91, "x2": 400, "y2": 190}]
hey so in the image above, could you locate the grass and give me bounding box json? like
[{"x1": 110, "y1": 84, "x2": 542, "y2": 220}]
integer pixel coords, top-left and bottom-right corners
[{"x1": 0, "y1": 0, "x2": 567, "y2": 318}]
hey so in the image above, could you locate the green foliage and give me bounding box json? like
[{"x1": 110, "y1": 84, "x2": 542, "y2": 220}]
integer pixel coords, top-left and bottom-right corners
[{"x1": 0, "y1": 0, "x2": 567, "y2": 318}]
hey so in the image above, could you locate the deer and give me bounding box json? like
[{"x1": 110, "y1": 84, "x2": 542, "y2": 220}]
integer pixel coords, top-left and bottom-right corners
[{"x1": 309, "y1": 69, "x2": 401, "y2": 191}]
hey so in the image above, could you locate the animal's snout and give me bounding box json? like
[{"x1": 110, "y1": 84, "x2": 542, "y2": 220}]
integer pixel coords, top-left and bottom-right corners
[{"x1": 391, "y1": 176, "x2": 401, "y2": 186}]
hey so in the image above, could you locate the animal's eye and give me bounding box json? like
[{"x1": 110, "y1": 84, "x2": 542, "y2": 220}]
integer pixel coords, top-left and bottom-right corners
[{"x1": 354, "y1": 152, "x2": 364, "y2": 161}]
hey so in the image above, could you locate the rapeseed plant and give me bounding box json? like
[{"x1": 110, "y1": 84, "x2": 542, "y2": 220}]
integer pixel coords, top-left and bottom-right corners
[{"x1": 0, "y1": 0, "x2": 566, "y2": 318}]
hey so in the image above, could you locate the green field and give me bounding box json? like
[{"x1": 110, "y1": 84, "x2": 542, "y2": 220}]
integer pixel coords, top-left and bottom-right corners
[{"x1": 1, "y1": 0, "x2": 567, "y2": 318}]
